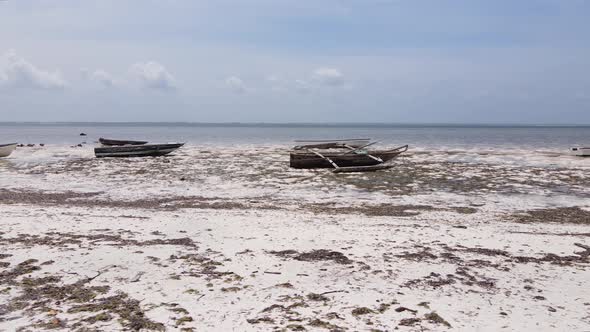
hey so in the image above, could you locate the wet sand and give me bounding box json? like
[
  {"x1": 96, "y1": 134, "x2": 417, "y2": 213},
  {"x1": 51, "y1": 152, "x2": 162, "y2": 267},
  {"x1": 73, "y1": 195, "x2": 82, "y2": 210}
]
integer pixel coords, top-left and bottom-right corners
[{"x1": 0, "y1": 145, "x2": 589, "y2": 331}]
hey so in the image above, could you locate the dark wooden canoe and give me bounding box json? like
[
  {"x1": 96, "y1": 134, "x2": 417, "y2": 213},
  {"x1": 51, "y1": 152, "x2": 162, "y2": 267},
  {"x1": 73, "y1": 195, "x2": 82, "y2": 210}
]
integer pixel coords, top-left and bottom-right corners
[
  {"x1": 95, "y1": 143, "x2": 184, "y2": 158},
  {"x1": 290, "y1": 145, "x2": 408, "y2": 169},
  {"x1": 99, "y1": 138, "x2": 148, "y2": 146}
]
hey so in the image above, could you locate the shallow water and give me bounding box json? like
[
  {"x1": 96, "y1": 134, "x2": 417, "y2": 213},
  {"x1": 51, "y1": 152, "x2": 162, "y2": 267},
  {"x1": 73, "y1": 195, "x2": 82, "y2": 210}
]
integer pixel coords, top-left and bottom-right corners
[{"x1": 1, "y1": 123, "x2": 589, "y2": 149}]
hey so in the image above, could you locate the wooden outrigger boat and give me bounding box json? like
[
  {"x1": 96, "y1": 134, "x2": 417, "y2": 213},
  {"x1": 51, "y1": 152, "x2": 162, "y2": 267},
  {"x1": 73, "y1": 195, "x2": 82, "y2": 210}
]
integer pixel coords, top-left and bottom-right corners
[
  {"x1": 290, "y1": 140, "x2": 408, "y2": 173},
  {"x1": 0, "y1": 143, "x2": 17, "y2": 158},
  {"x1": 99, "y1": 138, "x2": 149, "y2": 146},
  {"x1": 95, "y1": 143, "x2": 184, "y2": 158}
]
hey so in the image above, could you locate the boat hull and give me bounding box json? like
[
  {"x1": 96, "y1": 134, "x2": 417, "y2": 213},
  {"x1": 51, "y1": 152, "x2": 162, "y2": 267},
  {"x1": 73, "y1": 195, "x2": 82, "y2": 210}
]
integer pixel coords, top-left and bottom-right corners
[
  {"x1": 99, "y1": 138, "x2": 148, "y2": 146},
  {"x1": 0, "y1": 143, "x2": 17, "y2": 158},
  {"x1": 95, "y1": 143, "x2": 184, "y2": 158},
  {"x1": 571, "y1": 147, "x2": 590, "y2": 157},
  {"x1": 290, "y1": 149, "x2": 405, "y2": 169}
]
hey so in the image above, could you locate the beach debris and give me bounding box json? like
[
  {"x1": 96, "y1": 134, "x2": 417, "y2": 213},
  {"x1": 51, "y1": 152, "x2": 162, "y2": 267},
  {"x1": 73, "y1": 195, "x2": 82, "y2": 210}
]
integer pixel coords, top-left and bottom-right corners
[
  {"x1": 574, "y1": 243, "x2": 590, "y2": 258},
  {"x1": 0, "y1": 258, "x2": 169, "y2": 331},
  {"x1": 417, "y1": 301, "x2": 431, "y2": 309},
  {"x1": 262, "y1": 304, "x2": 288, "y2": 313},
  {"x1": 68, "y1": 293, "x2": 165, "y2": 331},
  {"x1": 512, "y1": 207, "x2": 590, "y2": 225},
  {"x1": 351, "y1": 307, "x2": 374, "y2": 316},
  {"x1": 395, "y1": 306, "x2": 417, "y2": 314},
  {"x1": 176, "y1": 316, "x2": 194, "y2": 326},
  {"x1": 0, "y1": 231, "x2": 197, "y2": 249},
  {"x1": 308, "y1": 318, "x2": 343, "y2": 330},
  {"x1": 404, "y1": 269, "x2": 496, "y2": 290},
  {"x1": 247, "y1": 317, "x2": 275, "y2": 324},
  {"x1": 220, "y1": 286, "x2": 241, "y2": 292},
  {"x1": 275, "y1": 282, "x2": 294, "y2": 288},
  {"x1": 82, "y1": 312, "x2": 113, "y2": 324},
  {"x1": 399, "y1": 317, "x2": 421, "y2": 326},
  {"x1": 424, "y1": 311, "x2": 452, "y2": 328},
  {"x1": 299, "y1": 250, "x2": 351, "y2": 264},
  {"x1": 130, "y1": 271, "x2": 145, "y2": 283},
  {"x1": 307, "y1": 293, "x2": 329, "y2": 302},
  {"x1": 395, "y1": 248, "x2": 438, "y2": 261},
  {"x1": 325, "y1": 312, "x2": 343, "y2": 320},
  {"x1": 268, "y1": 249, "x2": 353, "y2": 264},
  {"x1": 285, "y1": 324, "x2": 306, "y2": 331},
  {"x1": 308, "y1": 203, "x2": 435, "y2": 217}
]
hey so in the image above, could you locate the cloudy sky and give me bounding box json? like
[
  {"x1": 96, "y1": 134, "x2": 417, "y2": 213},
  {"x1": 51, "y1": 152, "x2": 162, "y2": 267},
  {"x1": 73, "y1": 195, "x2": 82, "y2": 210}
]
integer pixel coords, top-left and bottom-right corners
[{"x1": 1, "y1": 0, "x2": 589, "y2": 123}]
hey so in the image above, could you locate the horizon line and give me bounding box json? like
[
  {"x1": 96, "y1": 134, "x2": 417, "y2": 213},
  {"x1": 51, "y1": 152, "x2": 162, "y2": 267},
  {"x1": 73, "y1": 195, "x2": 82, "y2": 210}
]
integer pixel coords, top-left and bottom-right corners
[{"x1": 1, "y1": 121, "x2": 590, "y2": 128}]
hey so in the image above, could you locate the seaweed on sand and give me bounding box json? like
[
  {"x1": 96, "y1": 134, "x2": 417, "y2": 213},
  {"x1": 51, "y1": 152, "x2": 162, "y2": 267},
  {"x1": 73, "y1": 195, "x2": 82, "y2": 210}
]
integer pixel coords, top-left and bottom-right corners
[
  {"x1": 512, "y1": 207, "x2": 590, "y2": 225},
  {"x1": 294, "y1": 250, "x2": 353, "y2": 265},
  {"x1": 0, "y1": 259, "x2": 164, "y2": 331},
  {"x1": 69, "y1": 293, "x2": 164, "y2": 331},
  {"x1": 268, "y1": 249, "x2": 353, "y2": 265}
]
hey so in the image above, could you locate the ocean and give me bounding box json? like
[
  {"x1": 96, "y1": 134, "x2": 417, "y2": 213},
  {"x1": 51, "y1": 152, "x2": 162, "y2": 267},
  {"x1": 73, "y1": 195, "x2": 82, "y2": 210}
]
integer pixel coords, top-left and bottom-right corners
[{"x1": 1, "y1": 123, "x2": 589, "y2": 150}]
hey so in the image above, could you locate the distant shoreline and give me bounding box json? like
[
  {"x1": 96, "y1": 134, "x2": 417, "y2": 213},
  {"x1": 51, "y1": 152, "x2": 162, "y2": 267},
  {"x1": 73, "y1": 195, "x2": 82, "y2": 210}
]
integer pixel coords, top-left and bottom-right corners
[{"x1": 1, "y1": 122, "x2": 590, "y2": 128}]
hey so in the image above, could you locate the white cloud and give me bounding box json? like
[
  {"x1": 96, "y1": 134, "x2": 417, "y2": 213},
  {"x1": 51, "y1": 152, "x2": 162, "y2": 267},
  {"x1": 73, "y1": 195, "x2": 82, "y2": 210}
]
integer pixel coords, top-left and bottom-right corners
[
  {"x1": 312, "y1": 67, "x2": 344, "y2": 86},
  {"x1": 0, "y1": 50, "x2": 66, "y2": 90},
  {"x1": 294, "y1": 79, "x2": 312, "y2": 93},
  {"x1": 81, "y1": 68, "x2": 117, "y2": 87},
  {"x1": 129, "y1": 61, "x2": 176, "y2": 91},
  {"x1": 225, "y1": 76, "x2": 246, "y2": 93}
]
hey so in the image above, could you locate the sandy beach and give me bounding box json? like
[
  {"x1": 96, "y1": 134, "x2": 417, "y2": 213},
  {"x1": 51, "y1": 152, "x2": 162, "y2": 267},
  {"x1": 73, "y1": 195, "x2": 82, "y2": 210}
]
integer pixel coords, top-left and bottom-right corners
[{"x1": 1, "y1": 144, "x2": 589, "y2": 331}]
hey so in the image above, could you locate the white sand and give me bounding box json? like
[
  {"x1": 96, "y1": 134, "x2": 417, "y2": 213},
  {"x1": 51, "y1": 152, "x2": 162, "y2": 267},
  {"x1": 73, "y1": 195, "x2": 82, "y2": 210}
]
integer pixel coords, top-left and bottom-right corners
[{"x1": 1, "y1": 145, "x2": 589, "y2": 331}]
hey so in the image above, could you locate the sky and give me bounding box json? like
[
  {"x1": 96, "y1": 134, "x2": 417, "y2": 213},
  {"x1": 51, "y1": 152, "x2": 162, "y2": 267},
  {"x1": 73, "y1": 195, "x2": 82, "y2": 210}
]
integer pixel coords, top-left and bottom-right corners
[{"x1": 0, "y1": 0, "x2": 589, "y2": 124}]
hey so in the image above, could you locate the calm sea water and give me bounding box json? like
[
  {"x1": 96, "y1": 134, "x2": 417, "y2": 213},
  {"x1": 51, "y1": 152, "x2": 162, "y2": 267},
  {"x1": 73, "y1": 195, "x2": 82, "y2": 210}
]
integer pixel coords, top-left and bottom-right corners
[{"x1": 1, "y1": 123, "x2": 589, "y2": 151}]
